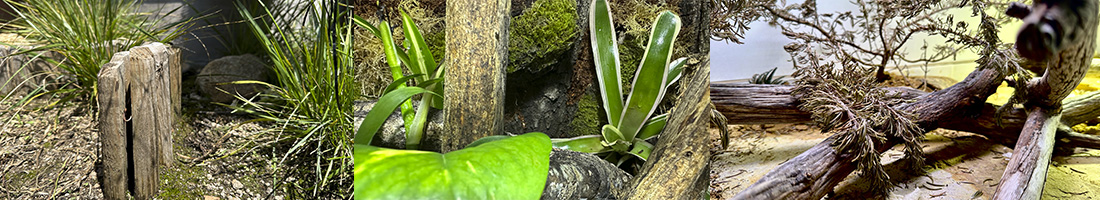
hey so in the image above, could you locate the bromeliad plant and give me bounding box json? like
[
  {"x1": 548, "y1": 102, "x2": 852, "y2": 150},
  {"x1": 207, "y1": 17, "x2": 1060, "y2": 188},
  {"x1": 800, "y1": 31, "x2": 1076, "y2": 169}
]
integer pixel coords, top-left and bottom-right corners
[
  {"x1": 553, "y1": 0, "x2": 686, "y2": 165},
  {"x1": 352, "y1": 10, "x2": 444, "y2": 150}
]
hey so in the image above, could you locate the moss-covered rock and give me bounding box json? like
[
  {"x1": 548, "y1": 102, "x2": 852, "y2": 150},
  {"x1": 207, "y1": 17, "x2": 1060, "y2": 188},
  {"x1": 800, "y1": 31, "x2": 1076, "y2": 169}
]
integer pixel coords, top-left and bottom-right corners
[
  {"x1": 569, "y1": 92, "x2": 605, "y2": 137},
  {"x1": 507, "y1": 0, "x2": 577, "y2": 73}
]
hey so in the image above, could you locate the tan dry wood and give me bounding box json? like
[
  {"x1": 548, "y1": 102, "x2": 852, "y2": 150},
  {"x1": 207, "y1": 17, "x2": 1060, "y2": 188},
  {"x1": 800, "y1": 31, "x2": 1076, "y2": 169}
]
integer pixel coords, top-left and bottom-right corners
[
  {"x1": 96, "y1": 51, "x2": 130, "y2": 200},
  {"x1": 442, "y1": 0, "x2": 511, "y2": 152}
]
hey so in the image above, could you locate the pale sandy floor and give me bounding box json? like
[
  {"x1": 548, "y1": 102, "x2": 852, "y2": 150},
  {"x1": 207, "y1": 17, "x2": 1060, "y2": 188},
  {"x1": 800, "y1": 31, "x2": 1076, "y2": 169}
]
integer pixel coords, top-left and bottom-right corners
[{"x1": 708, "y1": 124, "x2": 1100, "y2": 200}]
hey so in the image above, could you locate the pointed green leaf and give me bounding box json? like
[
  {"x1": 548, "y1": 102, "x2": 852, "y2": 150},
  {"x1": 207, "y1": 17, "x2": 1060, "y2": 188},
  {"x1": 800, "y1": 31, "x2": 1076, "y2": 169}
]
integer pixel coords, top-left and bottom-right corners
[
  {"x1": 353, "y1": 132, "x2": 551, "y2": 199},
  {"x1": 617, "y1": 10, "x2": 681, "y2": 140},
  {"x1": 400, "y1": 9, "x2": 438, "y2": 83},
  {"x1": 636, "y1": 113, "x2": 668, "y2": 140},
  {"x1": 551, "y1": 135, "x2": 611, "y2": 153},
  {"x1": 354, "y1": 87, "x2": 438, "y2": 145},
  {"x1": 590, "y1": 0, "x2": 624, "y2": 126}
]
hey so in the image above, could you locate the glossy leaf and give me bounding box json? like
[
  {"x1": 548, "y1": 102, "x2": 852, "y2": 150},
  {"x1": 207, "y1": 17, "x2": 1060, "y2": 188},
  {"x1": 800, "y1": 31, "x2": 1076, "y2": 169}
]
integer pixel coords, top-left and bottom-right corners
[
  {"x1": 590, "y1": 0, "x2": 624, "y2": 126},
  {"x1": 551, "y1": 135, "x2": 611, "y2": 153},
  {"x1": 353, "y1": 133, "x2": 551, "y2": 199},
  {"x1": 617, "y1": 10, "x2": 681, "y2": 140},
  {"x1": 353, "y1": 87, "x2": 437, "y2": 145},
  {"x1": 400, "y1": 9, "x2": 437, "y2": 83},
  {"x1": 636, "y1": 113, "x2": 668, "y2": 140},
  {"x1": 627, "y1": 139, "x2": 654, "y2": 161},
  {"x1": 466, "y1": 135, "x2": 513, "y2": 148}
]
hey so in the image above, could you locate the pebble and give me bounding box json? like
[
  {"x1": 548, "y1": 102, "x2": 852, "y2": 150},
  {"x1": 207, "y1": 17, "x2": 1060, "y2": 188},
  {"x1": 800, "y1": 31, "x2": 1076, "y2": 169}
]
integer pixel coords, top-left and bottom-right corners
[{"x1": 232, "y1": 179, "x2": 244, "y2": 189}]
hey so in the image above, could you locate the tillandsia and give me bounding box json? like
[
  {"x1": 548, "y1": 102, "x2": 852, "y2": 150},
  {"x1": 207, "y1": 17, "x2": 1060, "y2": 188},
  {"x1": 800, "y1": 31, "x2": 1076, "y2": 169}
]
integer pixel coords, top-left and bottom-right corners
[
  {"x1": 787, "y1": 44, "x2": 925, "y2": 190},
  {"x1": 353, "y1": 9, "x2": 445, "y2": 150},
  {"x1": 550, "y1": 0, "x2": 686, "y2": 167}
]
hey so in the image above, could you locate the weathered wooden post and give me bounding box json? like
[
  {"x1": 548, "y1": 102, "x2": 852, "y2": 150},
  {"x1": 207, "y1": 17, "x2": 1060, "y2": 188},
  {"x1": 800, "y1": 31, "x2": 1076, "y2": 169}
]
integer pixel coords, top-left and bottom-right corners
[
  {"x1": 96, "y1": 42, "x2": 180, "y2": 200},
  {"x1": 442, "y1": 0, "x2": 511, "y2": 152}
]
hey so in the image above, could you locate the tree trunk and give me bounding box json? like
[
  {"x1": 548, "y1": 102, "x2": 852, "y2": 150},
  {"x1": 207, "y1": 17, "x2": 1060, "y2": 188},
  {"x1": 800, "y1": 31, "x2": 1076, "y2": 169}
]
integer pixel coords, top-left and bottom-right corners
[{"x1": 442, "y1": 0, "x2": 510, "y2": 152}]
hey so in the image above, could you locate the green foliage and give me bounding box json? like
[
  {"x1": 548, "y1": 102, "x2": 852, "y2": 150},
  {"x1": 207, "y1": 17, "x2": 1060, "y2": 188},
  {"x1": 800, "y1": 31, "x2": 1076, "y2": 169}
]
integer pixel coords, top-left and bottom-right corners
[
  {"x1": 748, "y1": 67, "x2": 787, "y2": 85},
  {"x1": 2, "y1": 0, "x2": 192, "y2": 104},
  {"x1": 552, "y1": 0, "x2": 684, "y2": 166},
  {"x1": 507, "y1": 0, "x2": 577, "y2": 73},
  {"x1": 354, "y1": 9, "x2": 445, "y2": 150},
  {"x1": 353, "y1": 132, "x2": 551, "y2": 199},
  {"x1": 230, "y1": 0, "x2": 356, "y2": 197}
]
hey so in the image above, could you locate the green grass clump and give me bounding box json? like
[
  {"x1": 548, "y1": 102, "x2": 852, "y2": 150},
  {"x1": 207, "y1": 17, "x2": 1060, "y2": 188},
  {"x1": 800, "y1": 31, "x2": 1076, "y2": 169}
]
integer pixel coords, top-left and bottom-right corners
[
  {"x1": 232, "y1": 0, "x2": 356, "y2": 198},
  {"x1": 2, "y1": 0, "x2": 191, "y2": 103},
  {"x1": 507, "y1": 0, "x2": 577, "y2": 73}
]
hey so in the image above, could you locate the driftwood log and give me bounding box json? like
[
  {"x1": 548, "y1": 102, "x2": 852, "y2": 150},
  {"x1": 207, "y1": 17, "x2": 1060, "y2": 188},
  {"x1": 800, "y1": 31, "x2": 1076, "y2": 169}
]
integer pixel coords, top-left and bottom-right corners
[
  {"x1": 721, "y1": 69, "x2": 1100, "y2": 198},
  {"x1": 712, "y1": 83, "x2": 1100, "y2": 148}
]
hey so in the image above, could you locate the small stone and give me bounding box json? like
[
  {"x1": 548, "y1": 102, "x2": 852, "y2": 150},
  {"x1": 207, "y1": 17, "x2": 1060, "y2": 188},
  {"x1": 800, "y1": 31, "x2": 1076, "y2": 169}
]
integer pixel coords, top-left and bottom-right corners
[
  {"x1": 793, "y1": 124, "x2": 810, "y2": 130},
  {"x1": 232, "y1": 179, "x2": 244, "y2": 189},
  {"x1": 203, "y1": 195, "x2": 221, "y2": 200}
]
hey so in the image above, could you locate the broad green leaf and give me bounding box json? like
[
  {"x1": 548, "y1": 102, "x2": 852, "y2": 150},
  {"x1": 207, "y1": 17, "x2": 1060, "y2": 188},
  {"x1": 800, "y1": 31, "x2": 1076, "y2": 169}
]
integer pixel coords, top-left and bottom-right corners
[
  {"x1": 354, "y1": 87, "x2": 438, "y2": 145},
  {"x1": 551, "y1": 135, "x2": 611, "y2": 153},
  {"x1": 353, "y1": 132, "x2": 551, "y2": 199},
  {"x1": 466, "y1": 135, "x2": 513, "y2": 148},
  {"x1": 400, "y1": 9, "x2": 438, "y2": 83},
  {"x1": 617, "y1": 10, "x2": 681, "y2": 140},
  {"x1": 590, "y1": 0, "x2": 624, "y2": 126},
  {"x1": 636, "y1": 113, "x2": 668, "y2": 140},
  {"x1": 666, "y1": 57, "x2": 687, "y2": 87},
  {"x1": 627, "y1": 139, "x2": 654, "y2": 161}
]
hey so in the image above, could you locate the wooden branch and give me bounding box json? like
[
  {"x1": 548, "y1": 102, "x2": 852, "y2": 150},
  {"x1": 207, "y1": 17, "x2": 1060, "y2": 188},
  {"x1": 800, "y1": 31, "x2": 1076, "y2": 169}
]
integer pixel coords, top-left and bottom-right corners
[
  {"x1": 619, "y1": 58, "x2": 713, "y2": 199},
  {"x1": 994, "y1": 108, "x2": 1059, "y2": 200},
  {"x1": 442, "y1": 0, "x2": 510, "y2": 152},
  {"x1": 733, "y1": 67, "x2": 1006, "y2": 199}
]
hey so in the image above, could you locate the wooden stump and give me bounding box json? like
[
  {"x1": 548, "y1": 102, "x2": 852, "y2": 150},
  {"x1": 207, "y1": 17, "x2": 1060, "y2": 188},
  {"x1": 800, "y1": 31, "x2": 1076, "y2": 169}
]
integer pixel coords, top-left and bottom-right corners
[{"x1": 96, "y1": 42, "x2": 180, "y2": 200}]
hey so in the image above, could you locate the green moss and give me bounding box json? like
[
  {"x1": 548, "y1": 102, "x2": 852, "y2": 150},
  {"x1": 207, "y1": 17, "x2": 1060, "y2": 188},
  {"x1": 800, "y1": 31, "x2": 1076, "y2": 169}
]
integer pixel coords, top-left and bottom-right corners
[
  {"x1": 618, "y1": 35, "x2": 646, "y2": 92},
  {"x1": 424, "y1": 30, "x2": 446, "y2": 64},
  {"x1": 569, "y1": 92, "x2": 605, "y2": 137},
  {"x1": 507, "y1": 0, "x2": 577, "y2": 73}
]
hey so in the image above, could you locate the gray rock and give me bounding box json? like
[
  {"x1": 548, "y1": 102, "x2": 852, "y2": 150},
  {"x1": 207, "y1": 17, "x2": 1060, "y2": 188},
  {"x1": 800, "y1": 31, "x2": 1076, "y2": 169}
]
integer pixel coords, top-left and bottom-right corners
[
  {"x1": 352, "y1": 100, "x2": 444, "y2": 151},
  {"x1": 196, "y1": 54, "x2": 269, "y2": 103}
]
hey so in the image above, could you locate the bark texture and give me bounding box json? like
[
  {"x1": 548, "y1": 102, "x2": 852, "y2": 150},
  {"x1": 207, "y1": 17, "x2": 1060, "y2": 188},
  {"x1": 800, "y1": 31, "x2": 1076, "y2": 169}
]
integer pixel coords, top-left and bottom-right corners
[
  {"x1": 95, "y1": 43, "x2": 179, "y2": 199},
  {"x1": 443, "y1": 0, "x2": 511, "y2": 152}
]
